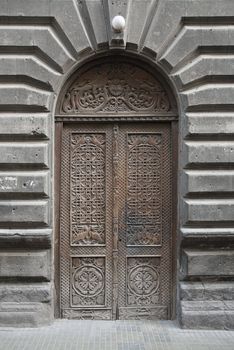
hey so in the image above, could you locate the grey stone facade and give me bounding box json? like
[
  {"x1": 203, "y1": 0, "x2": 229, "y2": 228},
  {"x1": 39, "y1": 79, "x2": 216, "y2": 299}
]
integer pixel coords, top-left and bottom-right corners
[{"x1": 0, "y1": 0, "x2": 234, "y2": 329}]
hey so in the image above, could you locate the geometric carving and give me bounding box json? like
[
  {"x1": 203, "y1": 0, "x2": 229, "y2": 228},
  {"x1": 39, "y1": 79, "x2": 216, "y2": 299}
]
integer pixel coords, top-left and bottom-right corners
[
  {"x1": 112, "y1": 125, "x2": 119, "y2": 320},
  {"x1": 60, "y1": 118, "x2": 172, "y2": 320},
  {"x1": 62, "y1": 308, "x2": 112, "y2": 320},
  {"x1": 61, "y1": 63, "x2": 171, "y2": 114},
  {"x1": 119, "y1": 306, "x2": 167, "y2": 320},
  {"x1": 70, "y1": 133, "x2": 106, "y2": 245},
  {"x1": 127, "y1": 257, "x2": 160, "y2": 306},
  {"x1": 71, "y1": 257, "x2": 105, "y2": 306},
  {"x1": 127, "y1": 134, "x2": 162, "y2": 245}
]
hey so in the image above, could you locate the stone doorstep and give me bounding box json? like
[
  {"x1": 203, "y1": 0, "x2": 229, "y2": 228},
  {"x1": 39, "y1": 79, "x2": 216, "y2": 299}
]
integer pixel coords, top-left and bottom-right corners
[
  {"x1": 0, "y1": 302, "x2": 53, "y2": 327},
  {"x1": 181, "y1": 300, "x2": 234, "y2": 329},
  {"x1": 181, "y1": 310, "x2": 234, "y2": 330}
]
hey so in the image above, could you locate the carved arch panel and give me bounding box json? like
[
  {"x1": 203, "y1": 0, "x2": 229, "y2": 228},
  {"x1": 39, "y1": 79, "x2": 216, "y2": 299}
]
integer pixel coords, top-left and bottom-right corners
[{"x1": 57, "y1": 58, "x2": 176, "y2": 118}]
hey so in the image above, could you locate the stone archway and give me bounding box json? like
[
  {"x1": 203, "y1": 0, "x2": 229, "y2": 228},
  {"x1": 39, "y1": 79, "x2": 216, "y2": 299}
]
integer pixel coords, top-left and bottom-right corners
[
  {"x1": 0, "y1": 0, "x2": 233, "y2": 330},
  {"x1": 55, "y1": 56, "x2": 178, "y2": 320}
]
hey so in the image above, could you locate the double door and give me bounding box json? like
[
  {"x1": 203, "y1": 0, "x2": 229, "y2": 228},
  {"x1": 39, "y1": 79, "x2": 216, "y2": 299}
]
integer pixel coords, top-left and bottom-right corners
[{"x1": 60, "y1": 122, "x2": 173, "y2": 320}]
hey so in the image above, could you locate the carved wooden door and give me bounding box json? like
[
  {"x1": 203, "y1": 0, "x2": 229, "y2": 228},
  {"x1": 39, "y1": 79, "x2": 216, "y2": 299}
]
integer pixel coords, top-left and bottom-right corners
[{"x1": 60, "y1": 122, "x2": 172, "y2": 320}]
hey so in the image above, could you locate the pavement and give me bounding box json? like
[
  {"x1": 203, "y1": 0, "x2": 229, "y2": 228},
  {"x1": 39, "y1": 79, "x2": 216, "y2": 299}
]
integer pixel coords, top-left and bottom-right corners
[{"x1": 0, "y1": 320, "x2": 234, "y2": 350}]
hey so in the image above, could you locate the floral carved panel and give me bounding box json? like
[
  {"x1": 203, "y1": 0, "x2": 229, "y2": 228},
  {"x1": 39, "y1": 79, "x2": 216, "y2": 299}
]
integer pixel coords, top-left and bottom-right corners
[
  {"x1": 127, "y1": 134, "x2": 162, "y2": 246},
  {"x1": 70, "y1": 133, "x2": 106, "y2": 246},
  {"x1": 71, "y1": 257, "x2": 105, "y2": 307},
  {"x1": 127, "y1": 257, "x2": 161, "y2": 306},
  {"x1": 60, "y1": 63, "x2": 171, "y2": 114}
]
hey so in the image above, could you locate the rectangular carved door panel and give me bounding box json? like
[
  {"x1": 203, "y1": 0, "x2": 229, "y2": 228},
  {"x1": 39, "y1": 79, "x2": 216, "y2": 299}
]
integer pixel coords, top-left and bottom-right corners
[
  {"x1": 117, "y1": 123, "x2": 172, "y2": 320},
  {"x1": 60, "y1": 122, "x2": 172, "y2": 320},
  {"x1": 60, "y1": 124, "x2": 113, "y2": 320}
]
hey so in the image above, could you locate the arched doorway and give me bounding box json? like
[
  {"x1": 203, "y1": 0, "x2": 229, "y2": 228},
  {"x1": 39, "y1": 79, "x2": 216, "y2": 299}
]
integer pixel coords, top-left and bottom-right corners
[{"x1": 55, "y1": 56, "x2": 178, "y2": 320}]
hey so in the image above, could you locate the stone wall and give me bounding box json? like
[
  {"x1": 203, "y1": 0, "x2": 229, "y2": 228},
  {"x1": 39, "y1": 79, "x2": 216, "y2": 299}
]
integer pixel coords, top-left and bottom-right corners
[{"x1": 0, "y1": 0, "x2": 234, "y2": 328}]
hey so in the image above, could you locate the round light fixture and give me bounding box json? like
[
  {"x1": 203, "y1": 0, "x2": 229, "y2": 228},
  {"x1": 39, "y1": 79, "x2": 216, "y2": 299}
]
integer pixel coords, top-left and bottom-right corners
[{"x1": 112, "y1": 15, "x2": 126, "y2": 33}]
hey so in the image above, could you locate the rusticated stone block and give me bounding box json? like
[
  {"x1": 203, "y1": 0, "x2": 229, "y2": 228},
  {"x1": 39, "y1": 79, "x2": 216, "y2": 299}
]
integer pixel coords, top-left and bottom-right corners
[
  {"x1": 0, "y1": 302, "x2": 52, "y2": 327},
  {"x1": 184, "y1": 199, "x2": 234, "y2": 222},
  {"x1": 177, "y1": 58, "x2": 234, "y2": 89},
  {"x1": 181, "y1": 227, "x2": 234, "y2": 239},
  {"x1": 0, "y1": 171, "x2": 49, "y2": 196},
  {"x1": 0, "y1": 58, "x2": 59, "y2": 92},
  {"x1": 0, "y1": 283, "x2": 51, "y2": 303},
  {"x1": 180, "y1": 282, "x2": 234, "y2": 301},
  {"x1": 0, "y1": 86, "x2": 51, "y2": 111},
  {"x1": 185, "y1": 113, "x2": 234, "y2": 136},
  {"x1": 0, "y1": 143, "x2": 49, "y2": 168},
  {"x1": 184, "y1": 170, "x2": 234, "y2": 193},
  {"x1": 182, "y1": 250, "x2": 234, "y2": 277},
  {"x1": 0, "y1": 114, "x2": 50, "y2": 139},
  {"x1": 160, "y1": 26, "x2": 234, "y2": 70},
  {"x1": 184, "y1": 85, "x2": 234, "y2": 109},
  {"x1": 127, "y1": 0, "x2": 152, "y2": 47},
  {"x1": 85, "y1": 0, "x2": 108, "y2": 46},
  {"x1": 0, "y1": 200, "x2": 50, "y2": 227},
  {"x1": 0, "y1": 28, "x2": 74, "y2": 73},
  {"x1": 0, "y1": 251, "x2": 51, "y2": 281},
  {"x1": 0, "y1": 228, "x2": 52, "y2": 248},
  {"x1": 184, "y1": 141, "x2": 234, "y2": 165}
]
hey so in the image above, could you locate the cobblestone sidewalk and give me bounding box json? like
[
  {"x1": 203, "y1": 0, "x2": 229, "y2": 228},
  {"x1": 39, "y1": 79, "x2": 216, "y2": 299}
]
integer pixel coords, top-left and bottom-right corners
[{"x1": 1, "y1": 320, "x2": 234, "y2": 350}]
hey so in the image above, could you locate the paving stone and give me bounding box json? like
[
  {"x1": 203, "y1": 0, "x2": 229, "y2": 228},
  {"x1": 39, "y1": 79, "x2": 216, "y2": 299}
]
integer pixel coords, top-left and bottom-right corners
[{"x1": 0, "y1": 320, "x2": 233, "y2": 350}]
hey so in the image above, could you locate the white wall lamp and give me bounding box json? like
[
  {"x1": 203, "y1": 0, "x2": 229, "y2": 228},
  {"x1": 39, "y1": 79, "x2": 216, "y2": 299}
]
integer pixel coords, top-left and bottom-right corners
[{"x1": 112, "y1": 15, "x2": 126, "y2": 33}]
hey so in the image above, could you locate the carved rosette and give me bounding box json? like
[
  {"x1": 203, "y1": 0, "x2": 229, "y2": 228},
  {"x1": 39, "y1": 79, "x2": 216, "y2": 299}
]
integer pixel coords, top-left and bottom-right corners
[
  {"x1": 70, "y1": 133, "x2": 106, "y2": 245},
  {"x1": 127, "y1": 257, "x2": 160, "y2": 306},
  {"x1": 61, "y1": 63, "x2": 171, "y2": 114},
  {"x1": 127, "y1": 134, "x2": 162, "y2": 246},
  {"x1": 71, "y1": 257, "x2": 105, "y2": 306}
]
